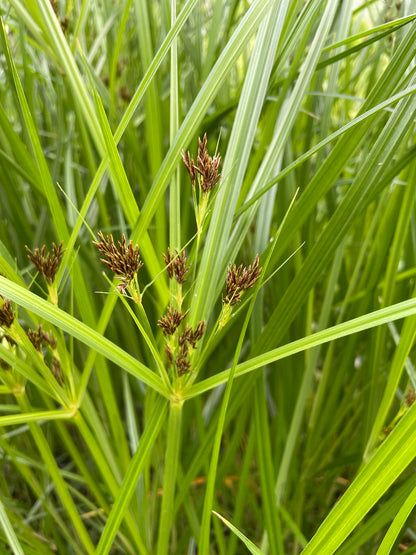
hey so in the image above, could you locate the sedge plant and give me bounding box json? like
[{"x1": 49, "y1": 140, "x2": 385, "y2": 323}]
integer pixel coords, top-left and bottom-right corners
[{"x1": 0, "y1": 1, "x2": 416, "y2": 554}]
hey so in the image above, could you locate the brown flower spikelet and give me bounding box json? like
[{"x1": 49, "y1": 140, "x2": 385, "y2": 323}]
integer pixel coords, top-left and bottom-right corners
[
  {"x1": 26, "y1": 241, "x2": 65, "y2": 284},
  {"x1": 0, "y1": 297, "x2": 14, "y2": 328},
  {"x1": 93, "y1": 232, "x2": 143, "y2": 293},
  {"x1": 181, "y1": 134, "x2": 221, "y2": 193},
  {"x1": 27, "y1": 325, "x2": 57, "y2": 351},
  {"x1": 50, "y1": 358, "x2": 64, "y2": 384},
  {"x1": 157, "y1": 307, "x2": 190, "y2": 336},
  {"x1": 195, "y1": 134, "x2": 221, "y2": 193},
  {"x1": 223, "y1": 254, "x2": 262, "y2": 306},
  {"x1": 163, "y1": 248, "x2": 192, "y2": 284},
  {"x1": 175, "y1": 352, "x2": 192, "y2": 376},
  {"x1": 179, "y1": 322, "x2": 206, "y2": 349}
]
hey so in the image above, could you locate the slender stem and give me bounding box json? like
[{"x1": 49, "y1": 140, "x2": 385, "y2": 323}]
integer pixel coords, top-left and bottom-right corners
[
  {"x1": 16, "y1": 393, "x2": 95, "y2": 554},
  {"x1": 169, "y1": 0, "x2": 180, "y2": 252},
  {"x1": 156, "y1": 398, "x2": 183, "y2": 555},
  {"x1": 74, "y1": 411, "x2": 147, "y2": 553}
]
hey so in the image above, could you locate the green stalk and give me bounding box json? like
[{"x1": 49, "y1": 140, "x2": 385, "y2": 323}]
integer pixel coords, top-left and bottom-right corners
[
  {"x1": 74, "y1": 411, "x2": 147, "y2": 553},
  {"x1": 275, "y1": 242, "x2": 345, "y2": 504},
  {"x1": 169, "y1": 0, "x2": 180, "y2": 251},
  {"x1": 96, "y1": 395, "x2": 168, "y2": 555},
  {"x1": 253, "y1": 378, "x2": 283, "y2": 555},
  {"x1": 156, "y1": 399, "x2": 183, "y2": 555},
  {"x1": 15, "y1": 393, "x2": 95, "y2": 554},
  {"x1": 0, "y1": 499, "x2": 25, "y2": 555}
]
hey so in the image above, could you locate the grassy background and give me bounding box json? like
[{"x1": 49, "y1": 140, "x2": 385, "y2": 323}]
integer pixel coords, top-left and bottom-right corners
[{"x1": 0, "y1": 0, "x2": 416, "y2": 553}]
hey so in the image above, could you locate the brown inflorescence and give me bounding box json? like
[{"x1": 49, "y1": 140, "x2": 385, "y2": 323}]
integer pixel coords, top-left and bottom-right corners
[
  {"x1": 27, "y1": 325, "x2": 57, "y2": 352},
  {"x1": 182, "y1": 134, "x2": 221, "y2": 194},
  {"x1": 179, "y1": 322, "x2": 206, "y2": 349},
  {"x1": 223, "y1": 254, "x2": 262, "y2": 306},
  {"x1": 26, "y1": 241, "x2": 65, "y2": 285},
  {"x1": 0, "y1": 297, "x2": 15, "y2": 328},
  {"x1": 93, "y1": 232, "x2": 143, "y2": 294},
  {"x1": 159, "y1": 308, "x2": 206, "y2": 377},
  {"x1": 157, "y1": 307, "x2": 190, "y2": 336},
  {"x1": 50, "y1": 358, "x2": 64, "y2": 385},
  {"x1": 175, "y1": 343, "x2": 192, "y2": 377},
  {"x1": 163, "y1": 248, "x2": 192, "y2": 284}
]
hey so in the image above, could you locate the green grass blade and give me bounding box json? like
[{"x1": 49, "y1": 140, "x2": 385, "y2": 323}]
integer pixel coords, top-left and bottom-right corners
[
  {"x1": 131, "y1": 0, "x2": 273, "y2": 254},
  {"x1": 213, "y1": 511, "x2": 264, "y2": 555},
  {"x1": 188, "y1": 297, "x2": 416, "y2": 397},
  {"x1": 376, "y1": 483, "x2": 416, "y2": 555},
  {"x1": 96, "y1": 396, "x2": 168, "y2": 554},
  {"x1": 302, "y1": 400, "x2": 416, "y2": 554},
  {"x1": 0, "y1": 499, "x2": 25, "y2": 555},
  {"x1": 0, "y1": 276, "x2": 167, "y2": 395}
]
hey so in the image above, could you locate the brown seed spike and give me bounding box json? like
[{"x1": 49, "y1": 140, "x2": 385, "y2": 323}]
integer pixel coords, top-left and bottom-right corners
[
  {"x1": 0, "y1": 297, "x2": 14, "y2": 328},
  {"x1": 50, "y1": 358, "x2": 64, "y2": 385},
  {"x1": 27, "y1": 324, "x2": 57, "y2": 351},
  {"x1": 93, "y1": 232, "x2": 143, "y2": 293},
  {"x1": 195, "y1": 134, "x2": 221, "y2": 194},
  {"x1": 181, "y1": 321, "x2": 206, "y2": 348},
  {"x1": 163, "y1": 248, "x2": 192, "y2": 284},
  {"x1": 26, "y1": 241, "x2": 65, "y2": 285},
  {"x1": 175, "y1": 351, "x2": 192, "y2": 376},
  {"x1": 27, "y1": 326, "x2": 44, "y2": 352},
  {"x1": 181, "y1": 150, "x2": 197, "y2": 186},
  {"x1": 223, "y1": 255, "x2": 262, "y2": 306},
  {"x1": 182, "y1": 134, "x2": 221, "y2": 194},
  {"x1": 157, "y1": 307, "x2": 190, "y2": 336}
]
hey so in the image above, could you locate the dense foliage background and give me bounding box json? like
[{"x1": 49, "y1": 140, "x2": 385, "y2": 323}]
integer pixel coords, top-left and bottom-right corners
[{"x1": 0, "y1": 1, "x2": 416, "y2": 553}]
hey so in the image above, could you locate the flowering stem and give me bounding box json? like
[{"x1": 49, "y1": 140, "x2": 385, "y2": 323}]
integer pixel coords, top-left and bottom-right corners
[
  {"x1": 218, "y1": 303, "x2": 232, "y2": 329},
  {"x1": 128, "y1": 274, "x2": 142, "y2": 305},
  {"x1": 47, "y1": 283, "x2": 59, "y2": 306},
  {"x1": 175, "y1": 283, "x2": 183, "y2": 309}
]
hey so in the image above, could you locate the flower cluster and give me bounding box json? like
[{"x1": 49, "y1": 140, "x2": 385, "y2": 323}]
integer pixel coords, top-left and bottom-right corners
[
  {"x1": 0, "y1": 297, "x2": 14, "y2": 328},
  {"x1": 223, "y1": 255, "x2": 262, "y2": 306},
  {"x1": 182, "y1": 134, "x2": 221, "y2": 194},
  {"x1": 93, "y1": 232, "x2": 143, "y2": 296},
  {"x1": 27, "y1": 324, "x2": 63, "y2": 384},
  {"x1": 179, "y1": 323, "x2": 206, "y2": 349},
  {"x1": 158, "y1": 307, "x2": 190, "y2": 336},
  {"x1": 91, "y1": 137, "x2": 263, "y2": 383},
  {"x1": 0, "y1": 333, "x2": 15, "y2": 370},
  {"x1": 27, "y1": 324, "x2": 57, "y2": 352},
  {"x1": 163, "y1": 248, "x2": 192, "y2": 284},
  {"x1": 158, "y1": 307, "x2": 206, "y2": 377},
  {"x1": 26, "y1": 242, "x2": 64, "y2": 285}
]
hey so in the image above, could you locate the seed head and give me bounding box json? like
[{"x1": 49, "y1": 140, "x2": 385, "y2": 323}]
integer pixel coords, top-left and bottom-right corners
[
  {"x1": 223, "y1": 254, "x2": 262, "y2": 306},
  {"x1": 195, "y1": 134, "x2": 221, "y2": 194},
  {"x1": 27, "y1": 325, "x2": 57, "y2": 352},
  {"x1": 0, "y1": 297, "x2": 15, "y2": 328},
  {"x1": 175, "y1": 350, "x2": 192, "y2": 376},
  {"x1": 163, "y1": 248, "x2": 192, "y2": 284},
  {"x1": 26, "y1": 241, "x2": 64, "y2": 285},
  {"x1": 181, "y1": 150, "x2": 196, "y2": 186},
  {"x1": 93, "y1": 232, "x2": 143, "y2": 294},
  {"x1": 179, "y1": 321, "x2": 206, "y2": 349},
  {"x1": 157, "y1": 307, "x2": 190, "y2": 336},
  {"x1": 181, "y1": 134, "x2": 221, "y2": 194},
  {"x1": 50, "y1": 357, "x2": 64, "y2": 385}
]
